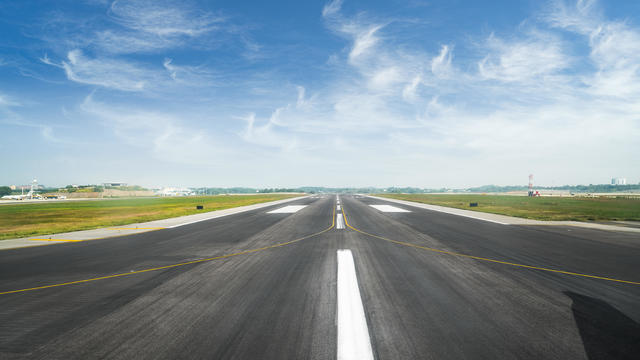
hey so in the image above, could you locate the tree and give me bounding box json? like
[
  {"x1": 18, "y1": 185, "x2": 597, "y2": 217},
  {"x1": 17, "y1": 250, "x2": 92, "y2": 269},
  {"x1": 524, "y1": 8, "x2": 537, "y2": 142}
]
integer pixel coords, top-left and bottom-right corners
[{"x1": 0, "y1": 186, "x2": 11, "y2": 197}]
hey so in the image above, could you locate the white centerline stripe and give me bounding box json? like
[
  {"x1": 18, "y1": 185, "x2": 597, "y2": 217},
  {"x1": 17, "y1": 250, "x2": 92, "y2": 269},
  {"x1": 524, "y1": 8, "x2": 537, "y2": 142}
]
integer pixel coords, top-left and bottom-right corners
[
  {"x1": 337, "y1": 205, "x2": 341, "y2": 210},
  {"x1": 336, "y1": 214, "x2": 345, "y2": 229},
  {"x1": 337, "y1": 249, "x2": 374, "y2": 360},
  {"x1": 267, "y1": 205, "x2": 307, "y2": 214}
]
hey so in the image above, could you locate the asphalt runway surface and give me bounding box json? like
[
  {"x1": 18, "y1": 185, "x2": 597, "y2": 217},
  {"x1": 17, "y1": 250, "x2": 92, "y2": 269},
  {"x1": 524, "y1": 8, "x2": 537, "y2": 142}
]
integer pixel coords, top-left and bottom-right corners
[{"x1": 0, "y1": 195, "x2": 638, "y2": 359}]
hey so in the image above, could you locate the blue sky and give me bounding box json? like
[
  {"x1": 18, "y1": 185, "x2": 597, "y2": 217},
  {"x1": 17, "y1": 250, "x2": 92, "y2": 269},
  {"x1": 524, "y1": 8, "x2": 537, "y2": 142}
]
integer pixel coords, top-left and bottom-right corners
[{"x1": 1, "y1": 0, "x2": 639, "y2": 188}]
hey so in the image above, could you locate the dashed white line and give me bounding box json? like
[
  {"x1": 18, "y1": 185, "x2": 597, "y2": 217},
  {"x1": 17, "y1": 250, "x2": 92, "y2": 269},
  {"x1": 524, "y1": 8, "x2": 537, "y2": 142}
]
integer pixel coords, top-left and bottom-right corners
[
  {"x1": 337, "y1": 249, "x2": 374, "y2": 360},
  {"x1": 337, "y1": 205, "x2": 341, "y2": 210},
  {"x1": 336, "y1": 214, "x2": 345, "y2": 229}
]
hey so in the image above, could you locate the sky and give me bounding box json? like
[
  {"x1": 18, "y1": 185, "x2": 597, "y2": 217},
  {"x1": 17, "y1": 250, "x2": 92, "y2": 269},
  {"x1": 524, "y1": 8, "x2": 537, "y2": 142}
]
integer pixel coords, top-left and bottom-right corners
[{"x1": 1, "y1": 0, "x2": 639, "y2": 188}]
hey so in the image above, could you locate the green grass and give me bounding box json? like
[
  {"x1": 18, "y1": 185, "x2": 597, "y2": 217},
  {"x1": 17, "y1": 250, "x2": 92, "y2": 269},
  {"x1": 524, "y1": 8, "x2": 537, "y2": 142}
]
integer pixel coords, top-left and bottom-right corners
[
  {"x1": 376, "y1": 194, "x2": 640, "y2": 222},
  {"x1": 0, "y1": 194, "x2": 299, "y2": 240}
]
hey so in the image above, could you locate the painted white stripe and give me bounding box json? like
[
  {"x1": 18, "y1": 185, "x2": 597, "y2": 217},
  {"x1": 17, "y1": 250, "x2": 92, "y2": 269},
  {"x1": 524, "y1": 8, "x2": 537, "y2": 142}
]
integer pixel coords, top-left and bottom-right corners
[
  {"x1": 337, "y1": 205, "x2": 341, "y2": 210},
  {"x1": 336, "y1": 214, "x2": 345, "y2": 229},
  {"x1": 369, "y1": 204, "x2": 410, "y2": 213},
  {"x1": 337, "y1": 249, "x2": 374, "y2": 360},
  {"x1": 166, "y1": 197, "x2": 308, "y2": 229},
  {"x1": 367, "y1": 196, "x2": 510, "y2": 225},
  {"x1": 267, "y1": 205, "x2": 307, "y2": 214}
]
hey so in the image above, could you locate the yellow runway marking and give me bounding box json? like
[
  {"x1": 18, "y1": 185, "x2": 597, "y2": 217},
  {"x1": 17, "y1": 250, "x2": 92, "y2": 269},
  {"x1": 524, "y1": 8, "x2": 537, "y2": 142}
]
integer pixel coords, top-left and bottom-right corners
[
  {"x1": 30, "y1": 239, "x2": 84, "y2": 243},
  {"x1": 1, "y1": 202, "x2": 336, "y2": 296},
  {"x1": 341, "y1": 204, "x2": 640, "y2": 286}
]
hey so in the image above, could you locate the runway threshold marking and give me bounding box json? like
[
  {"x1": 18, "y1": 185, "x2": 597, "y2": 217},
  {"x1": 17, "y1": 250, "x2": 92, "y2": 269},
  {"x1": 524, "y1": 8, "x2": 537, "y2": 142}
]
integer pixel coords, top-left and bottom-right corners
[
  {"x1": 337, "y1": 249, "x2": 374, "y2": 360},
  {"x1": 369, "y1": 205, "x2": 410, "y2": 213},
  {"x1": 267, "y1": 205, "x2": 307, "y2": 214},
  {"x1": 0, "y1": 201, "x2": 336, "y2": 296},
  {"x1": 370, "y1": 197, "x2": 508, "y2": 225},
  {"x1": 341, "y1": 204, "x2": 640, "y2": 286}
]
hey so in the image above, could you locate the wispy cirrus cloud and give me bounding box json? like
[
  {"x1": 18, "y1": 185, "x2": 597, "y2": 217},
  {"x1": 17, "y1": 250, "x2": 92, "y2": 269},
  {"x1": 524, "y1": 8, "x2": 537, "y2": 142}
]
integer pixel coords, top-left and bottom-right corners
[
  {"x1": 230, "y1": 0, "x2": 640, "y2": 186},
  {"x1": 322, "y1": 0, "x2": 386, "y2": 63},
  {"x1": 322, "y1": 0, "x2": 343, "y2": 18},
  {"x1": 33, "y1": 0, "x2": 246, "y2": 94},
  {"x1": 547, "y1": 0, "x2": 640, "y2": 98},
  {"x1": 80, "y1": 94, "x2": 226, "y2": 164},
  {"x1": 91, "y1": 0, "x2": 226, "y2": 54},
  {"x1": 41, "y1": 51, "x2": 218, "y2": 92},
  {"x1": 162, "y1": 58, "x2": 217, "y2": 86},
  {"x1": 109, "y1": 0, "x2": 224, "y2": 37},
  {"x1": 478, "y1": 32, "x2": 569, "y2": 82},
  {"x1": 4, "y1": 0, "x2": 639, "y2": 187},
  {"x1": 0, "y1": 92, "x2": 71, "y2": 144},
  {"x1": 43, "y1": 50, "x2": 158, "y2": 91}
]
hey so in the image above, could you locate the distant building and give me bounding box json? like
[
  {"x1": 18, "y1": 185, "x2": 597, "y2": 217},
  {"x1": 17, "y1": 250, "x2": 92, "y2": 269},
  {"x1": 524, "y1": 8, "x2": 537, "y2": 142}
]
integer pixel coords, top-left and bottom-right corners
[
  {"x1": 156, "y1": 187, "x2": 195, "y2": 196},
  {"x1": 611, "y1": 178, "x2": 627, "y2": 185},
  {"x1": 103, "y1": 182, "x2": 128, "y2": 187}
]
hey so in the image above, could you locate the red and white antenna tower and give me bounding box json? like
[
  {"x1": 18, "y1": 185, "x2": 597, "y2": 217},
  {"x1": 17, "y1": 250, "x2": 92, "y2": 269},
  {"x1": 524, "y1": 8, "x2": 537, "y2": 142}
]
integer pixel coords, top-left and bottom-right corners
[{"x1": 528, "y1": 174, "x2": 534, "y2": 197}]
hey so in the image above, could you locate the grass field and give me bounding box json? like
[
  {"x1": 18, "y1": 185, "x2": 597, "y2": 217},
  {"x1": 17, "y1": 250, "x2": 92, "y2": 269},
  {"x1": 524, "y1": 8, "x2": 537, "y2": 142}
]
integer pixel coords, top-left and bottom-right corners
[
  {"x1": 0, "y1": 194, "x2": 299, "y2": 240},
  {"x1": 376, "y1": 194, "x2": 640, "y2": 222}
]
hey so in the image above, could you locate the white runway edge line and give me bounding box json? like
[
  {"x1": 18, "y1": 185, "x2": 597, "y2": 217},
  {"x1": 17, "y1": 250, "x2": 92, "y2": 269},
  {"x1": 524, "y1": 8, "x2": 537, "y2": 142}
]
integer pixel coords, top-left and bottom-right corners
[
  {"x1": 337, "y1": 249, "x2": 374, "y2": 360},
  {"x1": 336, "y1": 214, "x2": 345, "y2": 229},
  {"x1": 369, "y1": 204, "x2": 410, "y2": 213},
  {"x1": 267, "y1": 205, "x2": 307, "y2": 214}
]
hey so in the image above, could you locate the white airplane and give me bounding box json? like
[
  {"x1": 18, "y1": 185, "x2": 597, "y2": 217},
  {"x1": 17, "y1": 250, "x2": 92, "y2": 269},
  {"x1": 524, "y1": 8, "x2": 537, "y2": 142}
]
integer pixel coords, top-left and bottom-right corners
[
  {"x1": 1, "y1": 179, "x2": 39, "y2": 200},
  {"x1": 1, "y1": 195, "x2": 28, "y2": 200}
]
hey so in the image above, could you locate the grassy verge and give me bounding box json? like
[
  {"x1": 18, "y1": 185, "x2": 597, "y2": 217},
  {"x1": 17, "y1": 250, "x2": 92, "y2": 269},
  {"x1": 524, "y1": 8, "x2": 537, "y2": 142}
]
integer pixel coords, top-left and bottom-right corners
[
  {"x1": 0, "y1": 194, "x2": 300, "y2": 240},
  {"x1": 376, "y1": 194, "x2": 640, "y2": 222}
]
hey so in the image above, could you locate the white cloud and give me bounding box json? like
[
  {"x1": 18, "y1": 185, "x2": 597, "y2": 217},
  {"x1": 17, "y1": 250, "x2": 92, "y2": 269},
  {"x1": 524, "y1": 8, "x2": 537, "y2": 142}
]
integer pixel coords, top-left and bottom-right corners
[
  {"x1": 80, "y1": 95, "x2": 225, "y2": 164},
  {"x1": 546, "y1": 1, "x2": 640, "y2": 98},
  {"x1": 546, "y1": 0, "x2": 600, "y2": 34},
  {"x1": 59, "y1": 50, "x2": 156, "y2": 91},
  {"x1": 322, "y1": 1, "x2": 385, "y2": 63},
  {"x1": 348, "y1": 24, "x2": 383, "y2": 61},
  {"x1": 296, "y1": 86, "x2": 307, "y2": 108},
  {"x1": 42, "y1": 51, "x2": 214, "y2": 92},
  {"x1": 478, "y1": 32, "x2": 569, "y2": 82},
  {"x1": 322, "y1": 0, "x2": 343, "y2": 18},
  {"x1": 72, "y1": 0, "x2": 228, "y2": 54},
  {"x1": 94, "y1": 30, "x2": 176, "y2": 54},
  {"x1": 230, "y1": 0, "x2": 640, "y2": 186},
  {"x1": 369, "y1": 67, "x2": 402, "y2": 90},
  {"x1": 0, "y1": 93, "x2": 20, "y2": 107},
  {"x1": 0, "y1": 92, "x2": 71, "y2": 144},
  {"x1": 9, "y1": 0, "x2": 640, "y2": 186},
  {"x1": 402, "y1": 75, "x2": 422, "y2": 101},
  {"x1": 162, "y1": 58, "x2": 215, "y2": 86},
  {"x1": 109, "y1": 0, "x2": 224, "y2": 37},
  {"x1": 431, "y1": 45, "x2": 453, "y2": 78},
  {"x1": 240, "y1": 112, "x2": 298, "y2": 151}
]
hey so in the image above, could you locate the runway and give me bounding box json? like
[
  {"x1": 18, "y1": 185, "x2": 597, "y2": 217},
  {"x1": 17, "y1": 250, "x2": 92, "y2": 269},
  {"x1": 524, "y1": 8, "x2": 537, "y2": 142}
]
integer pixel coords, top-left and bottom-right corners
[{"x1": 0, "y1": 195, "x2": 638, "y2": 359}]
